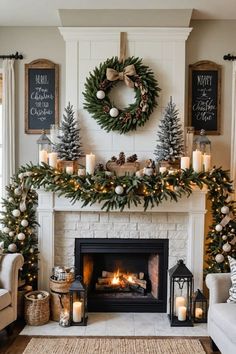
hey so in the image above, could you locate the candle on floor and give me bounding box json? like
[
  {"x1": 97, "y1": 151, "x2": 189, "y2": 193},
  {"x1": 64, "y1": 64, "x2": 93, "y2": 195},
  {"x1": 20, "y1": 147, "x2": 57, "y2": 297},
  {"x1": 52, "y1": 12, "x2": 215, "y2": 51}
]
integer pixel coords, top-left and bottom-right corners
[
  {"x1": 175, "y1": 296, "x2": 186, "y2": 314},
  {"x1": 86, "y1": 153, "x2": 96, "y2": 175},
  {"x1": 203, "y1": 154, "x2": 211, "y2": 172},
  {"x1": 73, "y1": 301, "x2": 82, "y2": 322},
  {"x1": 180, "y1": 156, "x2": 190, "y2": 170},
  {"x1": 195, "y1": 307, "x2": 203, "y2": 319},
  {"x1": 178, "y1": 306, "x2": 187, "y2": 321},
  {"x1": 66, "y1": 166, "x2": 73, "y2": 175},
  {"x1": 192, "y1": 150, "x2": 202, "y2": 172},
  {"x1": 39, "y1": 150, "x2": 48, "y2": 164},
  {"x1": 48, "y1": 152, "x2": 57, "y2": 168}
]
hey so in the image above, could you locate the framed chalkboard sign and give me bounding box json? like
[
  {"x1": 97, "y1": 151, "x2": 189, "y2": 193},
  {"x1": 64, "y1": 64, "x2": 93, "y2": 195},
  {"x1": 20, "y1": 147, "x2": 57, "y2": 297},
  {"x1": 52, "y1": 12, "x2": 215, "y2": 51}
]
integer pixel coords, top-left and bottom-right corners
[
  {"x1": 188, "y1": 60, "x2": 221, "y2": 135},
  {"x1": 25, "y1": 59, "x2": 59, "y2": 134}
]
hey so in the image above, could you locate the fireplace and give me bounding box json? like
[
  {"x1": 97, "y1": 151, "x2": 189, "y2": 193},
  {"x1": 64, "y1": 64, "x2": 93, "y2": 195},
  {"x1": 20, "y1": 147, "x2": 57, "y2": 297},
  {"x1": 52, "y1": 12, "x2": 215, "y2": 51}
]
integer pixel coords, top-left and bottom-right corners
[{"x1": 75, "y1": 238, "x2": 168, "y2": 312}]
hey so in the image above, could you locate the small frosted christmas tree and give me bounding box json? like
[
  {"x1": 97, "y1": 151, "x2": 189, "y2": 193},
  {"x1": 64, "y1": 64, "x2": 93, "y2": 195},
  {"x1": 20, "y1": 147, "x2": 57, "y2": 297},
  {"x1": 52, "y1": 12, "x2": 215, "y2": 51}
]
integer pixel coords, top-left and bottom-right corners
[
  {"x1": 154, "y1": 97, "x2": 184, "y2": 163},
  {"x1": 55, "y1": 102, "x2": 83, "y2": 160}
]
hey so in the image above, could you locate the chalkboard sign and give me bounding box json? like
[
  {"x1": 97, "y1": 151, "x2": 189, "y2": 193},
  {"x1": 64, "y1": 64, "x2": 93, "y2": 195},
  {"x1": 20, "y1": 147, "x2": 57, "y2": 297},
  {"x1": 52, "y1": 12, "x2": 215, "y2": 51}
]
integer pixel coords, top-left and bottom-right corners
[
  {"x1": 25, "y1": 59, "x2": 59, "y2": 134},
  {"x1": 188, "y1": 61, "x2": 221, "y2": 135}
]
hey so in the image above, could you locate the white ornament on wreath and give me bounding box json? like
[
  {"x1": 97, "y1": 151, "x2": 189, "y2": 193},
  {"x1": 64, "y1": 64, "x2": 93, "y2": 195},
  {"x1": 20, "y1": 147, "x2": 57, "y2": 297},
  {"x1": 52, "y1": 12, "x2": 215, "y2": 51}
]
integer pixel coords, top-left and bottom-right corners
[
  {"x1": 20, "y1": 203, "x2": 27, "y2": 212},
  {"x1": 96, "y1": 90, "x2": 105, "y2": 100},
  {"x1": 215, "y1": 224, "x2": 223, "y2": 232},
  {"x1": 215, "y1": 254, "x2": 224, "y2": 263},
  {"x1": 17, "y1": 232, "x2": 25, "y2": 241},
  {"x1": 21, "y1": 219, "x2": 29, "y2": 227},
  {"x1": 12, "y1": 209, "x2": 21, "y2": 217},
  {"x1": 18, "y1": 173, "x2": 24, "y2": 180},
  {"x1": 8, "y1": 243, "x2": 17, "y2": 252},
  {"x1": 222, "y1": 235, "x2": 228, "y2": 241},
  {"x1": 221, "y1": 206, "x2": 229, "y2": 214},
  {"x1": 14, "y1": 187, "x2": 22, "y2": 196},
  {"x1": 8, "y1": 197, "x2": 14, "y2": 203},
  {"x1": 109, "y1": 107, "x2": 119, "y2": 118},
  {"x1": 115, "y1": 185, "x2": 124, "y2": 195},
  {"x1": 9, "y1": 231, "x2": 15, "y2": 237},
  {"x1": 3, "y1": 227, "x2": 10, "y2": 234},
  {"x1": 222, "y1": 242, "x2": 231, "y2": 253}
]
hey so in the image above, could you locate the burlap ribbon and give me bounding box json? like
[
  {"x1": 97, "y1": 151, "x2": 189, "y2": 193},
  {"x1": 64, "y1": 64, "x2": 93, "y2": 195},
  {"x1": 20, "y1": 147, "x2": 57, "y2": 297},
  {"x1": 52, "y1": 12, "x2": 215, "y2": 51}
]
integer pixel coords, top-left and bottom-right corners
[{"x1": 106, "y1": 64, "x2": 136, "y2": 88}]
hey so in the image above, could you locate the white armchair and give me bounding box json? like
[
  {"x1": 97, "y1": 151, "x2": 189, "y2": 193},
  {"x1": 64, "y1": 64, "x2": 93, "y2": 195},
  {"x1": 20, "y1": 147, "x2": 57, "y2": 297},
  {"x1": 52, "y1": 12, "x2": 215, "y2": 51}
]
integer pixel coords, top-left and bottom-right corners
[{"x1": 0, "y1": 253, "x2": 24, "y2": 331}]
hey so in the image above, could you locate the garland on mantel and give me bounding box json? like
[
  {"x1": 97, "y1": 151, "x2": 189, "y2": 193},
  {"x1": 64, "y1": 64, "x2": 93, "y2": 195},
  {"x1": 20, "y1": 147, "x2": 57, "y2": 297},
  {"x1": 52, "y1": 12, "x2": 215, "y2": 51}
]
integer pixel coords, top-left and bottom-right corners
[{"x1": 0, "y1": 163, "x2": 235, "y2": 285}]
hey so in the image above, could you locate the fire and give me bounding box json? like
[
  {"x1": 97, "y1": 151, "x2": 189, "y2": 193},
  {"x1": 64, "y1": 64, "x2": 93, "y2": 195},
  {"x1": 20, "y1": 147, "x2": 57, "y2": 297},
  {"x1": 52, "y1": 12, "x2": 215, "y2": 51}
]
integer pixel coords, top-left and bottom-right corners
[
  {"x1": 127, "y1": 275, "x2": 135, "y2": 283},
  {"x1": 111, "y1": 270, "x2": 120, "y2": 285}
]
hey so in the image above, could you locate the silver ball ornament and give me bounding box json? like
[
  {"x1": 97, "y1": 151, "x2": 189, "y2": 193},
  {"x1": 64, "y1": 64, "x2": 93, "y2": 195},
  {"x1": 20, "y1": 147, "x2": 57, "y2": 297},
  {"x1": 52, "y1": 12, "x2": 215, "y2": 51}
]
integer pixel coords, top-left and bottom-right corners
[
  {"x1": 115, "y1": 185, "x2": 124, "y2": 195},
  {"x1": 17, "y1": 233, "x2": 26, "y2": 241},
  {"x1": 12, "y1": 209, "x2": 21, "y2": 217},
  {"x1": 109, "y1": 107, "x2": 119, "y2": 118},
  {"x1": 21, "y1": 219, "x2": 29, "y2": 227},
  {"x1": 222, "y1": 242, "x2": 231, "y2": 253},
  {"x1": 221, "y1": 206, "x2": 229, "y2": 214},
  {"x1": 3, "y1": 227, "x2": 10, "y2": 233},
  {"x1": 215, "y1": 254, "x2": 224, "y2": 263},
  {"x1": 215, "y1": 224, "x2": 223, "y2": 232},
  {"x1": 8, "y1": 243, "x2": 17, "y2": 253},
  {"x1": 14, "y1": 187, "x2": 22, "y2": 196},
  {"x1": 96, "y1": 90, "x2": 105, "y2": 100}
]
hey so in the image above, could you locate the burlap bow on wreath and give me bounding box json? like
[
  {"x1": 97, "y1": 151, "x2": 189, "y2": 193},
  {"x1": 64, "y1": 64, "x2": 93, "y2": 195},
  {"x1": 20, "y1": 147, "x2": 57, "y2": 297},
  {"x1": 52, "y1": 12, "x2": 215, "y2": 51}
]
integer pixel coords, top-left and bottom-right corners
[{"x1": 106, "y1": 64, "x2": 136, "y2": 88}]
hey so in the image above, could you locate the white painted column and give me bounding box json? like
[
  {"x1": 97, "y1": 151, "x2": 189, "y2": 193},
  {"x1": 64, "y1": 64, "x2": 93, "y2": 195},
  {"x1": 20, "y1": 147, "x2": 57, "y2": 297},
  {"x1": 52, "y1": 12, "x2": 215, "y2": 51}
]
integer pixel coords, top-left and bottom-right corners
[{"x1": 37, "y1": 190, "x2": 54, "y2": 291}]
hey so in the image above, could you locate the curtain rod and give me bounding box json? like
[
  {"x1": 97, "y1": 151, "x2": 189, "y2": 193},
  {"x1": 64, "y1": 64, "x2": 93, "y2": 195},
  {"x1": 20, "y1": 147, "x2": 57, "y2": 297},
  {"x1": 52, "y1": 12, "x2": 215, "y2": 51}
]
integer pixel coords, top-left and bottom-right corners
[
  {"x1": 223, "y1": 53, "x2": 236, "y2": 61},
  {"x1": 0, "y1": 52, "x2": 23, "y2": 60}
]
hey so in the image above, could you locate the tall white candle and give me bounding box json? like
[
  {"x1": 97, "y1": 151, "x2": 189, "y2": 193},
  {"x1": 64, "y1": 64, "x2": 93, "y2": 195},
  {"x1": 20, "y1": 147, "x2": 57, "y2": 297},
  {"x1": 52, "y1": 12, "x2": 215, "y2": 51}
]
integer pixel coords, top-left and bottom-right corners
[
  {"x1": 39, "y1": 150, "x2": 48, "y2": 164},
  {"x1": 178, "y1": 306, "x2": 187, "y2": 321},
  {"x1": 192, "y1": 150, "x2": 202, "y2": 173},
  {"x1": 175, "y1": 296, "x2": 186, "y2": 314},
  {"x1": 203, "y1": 154, "x2": 211, "y2": 172},
  {"x1": 72, "y1": 301, "x2": 82, "y2": 322},
  {"x1": 48, "y1": 152, "x2": 57, "y2": 168},
  {"x1": 181, "y1": 157, "x2": 190, "y2": 170},
  {"x1": 86, "y1": 153, "x2": 96, "y2": 175}
]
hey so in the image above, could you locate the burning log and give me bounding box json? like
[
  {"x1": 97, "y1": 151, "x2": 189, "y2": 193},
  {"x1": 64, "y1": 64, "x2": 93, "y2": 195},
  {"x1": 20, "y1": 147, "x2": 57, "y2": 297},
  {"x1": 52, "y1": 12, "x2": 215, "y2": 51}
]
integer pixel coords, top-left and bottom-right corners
[
  {"x1": 102, "y1": 271, "x2": 114, "y2": 278},
  {"x1": 97, "y1": 277, "x2": 111, "y2": 285}
]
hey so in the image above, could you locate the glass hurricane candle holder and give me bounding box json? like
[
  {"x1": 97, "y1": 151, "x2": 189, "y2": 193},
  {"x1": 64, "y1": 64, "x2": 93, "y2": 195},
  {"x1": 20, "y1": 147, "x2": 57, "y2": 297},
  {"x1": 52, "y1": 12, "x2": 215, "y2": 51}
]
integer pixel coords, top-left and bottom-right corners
[{"x1": 59, "y1": 309, "x2": 70, "y2": 327}]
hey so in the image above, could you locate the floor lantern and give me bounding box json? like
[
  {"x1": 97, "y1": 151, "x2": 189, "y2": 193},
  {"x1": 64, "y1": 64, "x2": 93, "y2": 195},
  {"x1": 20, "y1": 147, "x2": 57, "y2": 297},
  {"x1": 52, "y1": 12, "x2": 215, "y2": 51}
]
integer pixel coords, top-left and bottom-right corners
[
  {"x1": 192, "y1": 289, "x2": 208, "y2": 323},
  {"x1": 69, "y1": 276, "x2": 88, "y2": 326}
]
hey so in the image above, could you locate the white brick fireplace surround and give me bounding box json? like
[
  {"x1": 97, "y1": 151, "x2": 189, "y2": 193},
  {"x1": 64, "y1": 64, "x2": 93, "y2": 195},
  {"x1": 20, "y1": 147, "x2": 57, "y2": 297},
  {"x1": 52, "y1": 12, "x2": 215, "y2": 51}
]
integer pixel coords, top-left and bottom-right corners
[{"x1": 37, "y1": 189, "x2": 207, "y2": 293}]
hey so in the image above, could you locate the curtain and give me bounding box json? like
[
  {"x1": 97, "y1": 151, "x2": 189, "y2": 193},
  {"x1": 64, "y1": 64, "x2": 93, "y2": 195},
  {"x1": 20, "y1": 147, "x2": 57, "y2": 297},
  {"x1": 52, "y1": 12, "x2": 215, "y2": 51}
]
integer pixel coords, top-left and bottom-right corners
[{"x1": 2, "y1": 59, "x2": 15, "y2": 197}]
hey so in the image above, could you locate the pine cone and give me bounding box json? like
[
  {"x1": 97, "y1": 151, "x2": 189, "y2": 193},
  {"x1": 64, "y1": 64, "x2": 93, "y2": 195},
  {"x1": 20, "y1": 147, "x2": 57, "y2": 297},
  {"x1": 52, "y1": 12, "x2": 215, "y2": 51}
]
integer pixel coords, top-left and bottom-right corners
[
  {"x1": 127, "y1": 154, "x2": 138, "y2": 163},
  {"x1": 111, "y1": 156, "x2": 117, "y2": 162},
  {"x1": 95, "y1": 163, "x2": 105, "y2": 172},
  {"x1": 103, "y1": 105, "x2": 110, "y2": 113},
  {"x1": 116, "y1": 152, "x2": 126, "y2": 165}
]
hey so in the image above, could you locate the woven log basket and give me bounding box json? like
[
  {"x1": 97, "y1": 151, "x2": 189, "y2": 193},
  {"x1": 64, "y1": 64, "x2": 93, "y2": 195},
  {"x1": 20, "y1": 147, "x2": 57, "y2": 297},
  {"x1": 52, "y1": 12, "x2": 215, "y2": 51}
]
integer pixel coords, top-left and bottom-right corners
[{"x1": 24, "y1": 290, "x2": 50, "y2": 326}]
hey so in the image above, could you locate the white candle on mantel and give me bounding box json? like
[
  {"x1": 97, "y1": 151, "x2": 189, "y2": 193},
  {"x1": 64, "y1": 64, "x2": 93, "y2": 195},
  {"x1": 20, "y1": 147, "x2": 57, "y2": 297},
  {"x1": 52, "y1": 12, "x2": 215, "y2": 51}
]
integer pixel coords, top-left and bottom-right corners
[
  {"x1": 175, "y1": 296, "x2": 186, "y2": 314},
  {"x1": 39, "y1": 150, "x2": 48, "y2": 164},
  {"x1": 86, "y1": 153, "x2": 96, "y2": 175},
  {"x1": 181, "y1": 156, "x2": 190, "y2": 170},
  {"x1": 195, "y1": 307, "x2": 203, "y2": 319},
  {"x1": 48, "y1": 152, "x2": 57, "y2": 168},
  {"x1": 192, "y1": 150, "x2": 202, "y2": 173},
  {"x1": 66, "y1": 166, "x2": 73, "y2": 175},
  {"x1": 178, "y1": 306, "x2": 187, "y2": 321},
  {"x1": 203, "y1": 154, "x2": 211, "y2": 172},
  {"x1": 73, "y1": 301, "x2": 82, "y2": 322}
]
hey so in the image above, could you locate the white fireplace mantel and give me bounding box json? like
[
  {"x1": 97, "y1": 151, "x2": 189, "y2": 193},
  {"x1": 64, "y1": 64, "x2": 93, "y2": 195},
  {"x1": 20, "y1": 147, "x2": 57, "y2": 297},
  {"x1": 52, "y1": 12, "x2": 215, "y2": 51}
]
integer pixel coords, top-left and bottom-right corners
[{"x1": 37, "y1": 189, "x2": 207, "y2": 292}]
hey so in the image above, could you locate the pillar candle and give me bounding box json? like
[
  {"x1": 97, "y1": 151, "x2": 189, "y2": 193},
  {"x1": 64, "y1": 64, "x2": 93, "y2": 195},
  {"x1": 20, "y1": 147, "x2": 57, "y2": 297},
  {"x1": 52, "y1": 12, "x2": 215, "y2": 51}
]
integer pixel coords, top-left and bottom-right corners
[
  {"x1": 78, "y1": 168, "x2": 86, "y2": 177},
  {"x1": 86, "y1": 153, "x2": 96, "y2": 175},
  {"x1": 175, "y1": 296, "x2": 186, "y2": 314},
  {"x1": 48, "y1": 152, "x2": 57, "y2": 168},
  {"x1": 178, "y1": 306, "x2": 187, "y2": 321},
  {"x1": 66, "y1": 166, "x2": 73, "y2": 175},
  {"x1": 181, "y1": 156, "x2": 190, "y2": 170},
  {"x1": 39, "y1": 150, "x2": 48, "y2": 164},
  {"x1": 203, "y1": 154, "x2": 211, "y2": 172},
  {"x1": 192, "y1": 150, "x2": 202, "y2": 173},
  {"x1": 73, "y1": 301, "x2": 82, "y2": 322},
  {"x1": 195, "y1": 307, "x2": 203, "y2": 319}
]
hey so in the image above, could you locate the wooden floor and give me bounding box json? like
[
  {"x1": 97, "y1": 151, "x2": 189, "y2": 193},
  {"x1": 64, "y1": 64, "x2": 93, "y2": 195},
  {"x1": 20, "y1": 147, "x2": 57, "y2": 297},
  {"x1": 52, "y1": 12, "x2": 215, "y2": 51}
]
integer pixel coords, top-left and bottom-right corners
[{"x1": 0, "y1": 320, "x2": 221, "y2": 354}]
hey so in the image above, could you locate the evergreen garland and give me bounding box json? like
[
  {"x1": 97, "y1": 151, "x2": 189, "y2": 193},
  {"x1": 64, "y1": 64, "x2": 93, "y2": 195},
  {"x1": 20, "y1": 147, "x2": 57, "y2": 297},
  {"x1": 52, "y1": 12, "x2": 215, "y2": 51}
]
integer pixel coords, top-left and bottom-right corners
[
  {"x1": 154, "y1": 97, "x2": 184, "y2": 162},
  {"x1": 83, "y1": 56, "x2": 160, "y2": 134},
  {"x1": 55, "y1": 102, "x2": 83, "y2": 160}
]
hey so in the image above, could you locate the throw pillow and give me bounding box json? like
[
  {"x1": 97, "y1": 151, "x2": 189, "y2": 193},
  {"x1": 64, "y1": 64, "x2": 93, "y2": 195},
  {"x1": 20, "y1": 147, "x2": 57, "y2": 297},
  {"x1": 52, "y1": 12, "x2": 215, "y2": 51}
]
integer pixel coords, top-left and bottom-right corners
[{"x1": 227, "y1": 256, "x2": 236, "y2": 303}]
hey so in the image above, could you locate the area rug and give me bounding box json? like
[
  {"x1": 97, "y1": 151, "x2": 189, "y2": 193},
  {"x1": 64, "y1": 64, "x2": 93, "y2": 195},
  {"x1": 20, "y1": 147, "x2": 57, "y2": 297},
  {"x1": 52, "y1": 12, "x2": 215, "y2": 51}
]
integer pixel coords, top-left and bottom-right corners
[{"x1": 22, "y1": 337, "x2": 206, "y2": 354}]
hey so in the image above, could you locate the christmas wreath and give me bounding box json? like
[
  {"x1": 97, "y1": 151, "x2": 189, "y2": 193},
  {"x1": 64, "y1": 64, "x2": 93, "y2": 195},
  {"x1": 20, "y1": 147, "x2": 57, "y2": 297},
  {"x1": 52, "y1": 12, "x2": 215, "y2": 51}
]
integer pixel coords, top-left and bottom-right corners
[{"x1": 83, "y1": 56, "x2": 160, "y2": 134}]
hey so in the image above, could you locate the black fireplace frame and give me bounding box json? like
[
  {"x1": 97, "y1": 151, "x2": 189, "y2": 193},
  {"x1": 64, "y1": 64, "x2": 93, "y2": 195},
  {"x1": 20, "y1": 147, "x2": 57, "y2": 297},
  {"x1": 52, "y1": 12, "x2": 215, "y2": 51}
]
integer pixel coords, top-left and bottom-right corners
[{"x1": 75, "y1": 238, "x2": 169, "y2": 313}]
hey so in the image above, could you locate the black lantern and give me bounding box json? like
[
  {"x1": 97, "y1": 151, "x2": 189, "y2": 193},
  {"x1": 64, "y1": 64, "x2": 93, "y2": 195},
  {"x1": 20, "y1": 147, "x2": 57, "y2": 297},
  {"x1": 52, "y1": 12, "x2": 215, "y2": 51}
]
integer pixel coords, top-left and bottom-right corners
[
  {"x1": 192, "y1": 289, "x2": 208, "y2": 323},
  {"x1": 168, "y1": 259, "x2": 193, "y2": 327},
  {"x1": 69, "y1": 276, "x2": 88, "y2": 326},
  {"x1": 193, "y1": 129, "x2": 211, "y2": 155},
  {"x1": 37, "y1": 130, "x2": 51, "y2": 164}
]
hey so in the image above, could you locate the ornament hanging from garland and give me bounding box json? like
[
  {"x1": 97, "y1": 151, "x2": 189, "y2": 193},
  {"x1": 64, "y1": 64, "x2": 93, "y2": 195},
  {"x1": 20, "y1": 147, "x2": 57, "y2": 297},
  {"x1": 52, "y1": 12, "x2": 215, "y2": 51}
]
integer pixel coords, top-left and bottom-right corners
[{"x1": 83, "y1": 56, "x2": 160, "y2": 134}]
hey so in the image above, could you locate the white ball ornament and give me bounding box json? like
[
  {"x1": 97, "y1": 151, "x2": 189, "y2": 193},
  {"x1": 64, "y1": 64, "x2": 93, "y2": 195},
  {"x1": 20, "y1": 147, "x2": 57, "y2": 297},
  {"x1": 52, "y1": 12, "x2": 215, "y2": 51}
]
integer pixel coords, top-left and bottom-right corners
[
  {"x1": 96, "y1": 90, "x2": 105, "y2": 100},
  {"x1": 222, "y1": 235, "x2": 228, "y2": 241},
  {"x1": 21, "y1": 219, "x2": 29, "y2": 227},
  {"x1": 17, "y1": 233, "x2": 25, "y2": 241},
  {"x1": 215, "y1": 224, "x2": 223, "y2": 232},
  {"x1": 215, "y1": 254, "x2": 224, "y2": 263},
  {"x1": 37, "y1": 293, "x2": 43, "y2": 300},
  {"x1": 8, "y1": 197, "x2": 14, "y2": 203},
  {"x1": 221, "y1": 206, "x2": 229, "y2": 214},
  {"x1": 3, "y1": 227, "x2": 10, "y2": 233},
  {"x1": 115, "y1": 185, "x2": 124, "y2": 195},
  {"x1": 222, "y1": 242, "x2": 231, "y2": 253},
  {"x1": 12, "y1": 209, "x2": 21, "y2": 217},
  {"x1": 8, "y1": 243, "x2": 17, "y2": 253},
  {"x1": 9, "y1": 231, "x2": 15, "y2": 237},
  {"x1": 109, "y1": 107, "x2": 119, "y2": 118},
  {"x1": 14, "y1": 187, "x2": 22, "y2": 196},
  {"x1": 20, "y1": 204, "x2": 27, "y2": 212}
]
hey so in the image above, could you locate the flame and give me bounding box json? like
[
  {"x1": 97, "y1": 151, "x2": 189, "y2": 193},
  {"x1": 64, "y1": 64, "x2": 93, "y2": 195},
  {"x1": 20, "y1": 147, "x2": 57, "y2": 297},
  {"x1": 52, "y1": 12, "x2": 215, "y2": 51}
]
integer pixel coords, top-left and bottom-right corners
[
  {"x1": 111, "y1": 270, "x2": 120, "y2": 285},
  {"x1": 127, "y1": 275, "x2": 135, "y2": 283}
]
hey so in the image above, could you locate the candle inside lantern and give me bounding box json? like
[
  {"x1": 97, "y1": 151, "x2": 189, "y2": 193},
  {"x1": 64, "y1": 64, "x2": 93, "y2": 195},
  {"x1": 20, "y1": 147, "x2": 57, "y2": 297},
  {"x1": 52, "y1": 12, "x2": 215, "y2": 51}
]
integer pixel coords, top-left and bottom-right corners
[
  {"x1": 178, "y1": 306, "x2": 187, "y2": 321},
  {"x1": 175, "y1": 296, "x2": 186, "y2": 314},
  {"x1": 48, "y1": 152, "x2": 57, "y2": 168},
  {"x1": 66, "y1": 166, "x2": 73, "y2": 175},
  {"x1": 180, "y1": 156, "x2": 190, "y2": 170},
  {"x1": 159, "y1": 166, "x2": 167, "y2": 173},
  {"x1": 73, "y1": 301, "x2": 82, "y2": 322},
  {"x1": 86, "y1": 153, "x2": 96, "y2": 175},
  {"x1": 39, "y1": 150, "x2": 48, "y2": 164},
  {"x1": 78, "y1": 168, "x2": 86, "y2": 177},
  {"x1": 192, "y1": 150, "x2": 202, "y2": 173},
  {"x1": 195, "y1": 307, "x2": 203, "y2": 319},
  {"x1": 203, "y1": 154, "x2": 211, "y2": 172}
]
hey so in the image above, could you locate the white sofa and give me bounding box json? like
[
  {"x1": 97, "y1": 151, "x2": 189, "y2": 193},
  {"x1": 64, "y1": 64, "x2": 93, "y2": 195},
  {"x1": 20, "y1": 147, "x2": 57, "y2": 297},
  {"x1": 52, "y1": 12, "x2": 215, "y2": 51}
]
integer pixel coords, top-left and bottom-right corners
[
  {"x1": 206, "y1": 273, "x2": 236, "y2": 354},
  {"x1": 0, "y1": 253, "x2": 24, "y2": 332}
]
